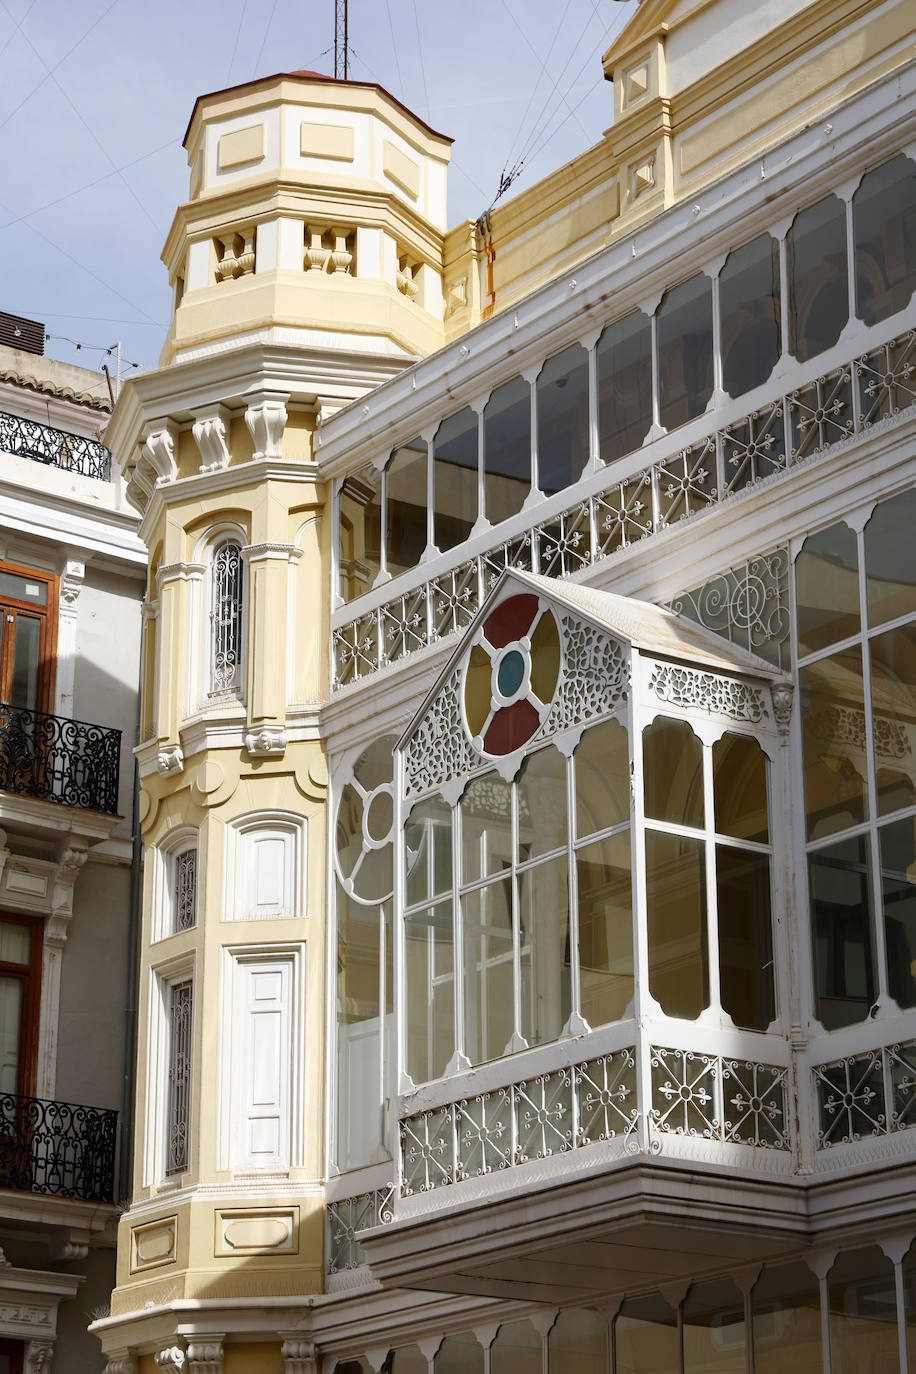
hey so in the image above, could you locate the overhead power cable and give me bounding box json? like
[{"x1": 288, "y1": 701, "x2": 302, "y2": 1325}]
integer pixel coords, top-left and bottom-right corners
[
  {"x1": 409, "y1": 0, "x2": 430, "y2": 117},
  {"x1": 500, "y1": 0, "x2": 576, "y2": 177},
  {"x1": 226, "y1": 0, "x2": 249, "y2": 83},
  {"x1": 0, "y1": 0, "x2": 37, "y2": 64},
  {"x1": 253, "y1": 0, "x2": 280, "y2": 73},
  {"x1": 0, "y1": 0, "x2": 120, "y2": 139},
  {"x1": 384, "y1": 0, "x2": 404, "y2": 98}
]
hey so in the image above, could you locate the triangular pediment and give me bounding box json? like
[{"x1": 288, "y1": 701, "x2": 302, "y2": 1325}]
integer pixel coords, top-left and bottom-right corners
[{"x1": 602, "y1": 0, "x2": 716, "y2": 69}]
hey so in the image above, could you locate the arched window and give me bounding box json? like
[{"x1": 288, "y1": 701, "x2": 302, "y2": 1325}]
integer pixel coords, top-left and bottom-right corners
[{"x1": 209, "y1": 535, "x2": 244, "y2": 698}]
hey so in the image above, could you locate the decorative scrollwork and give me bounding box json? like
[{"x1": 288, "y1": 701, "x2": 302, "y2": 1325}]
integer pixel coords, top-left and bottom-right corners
[
  {"x1": 648, "y1": 663, "x2": 767, "y2": 722},
  {"x1": 651, "y1": 1046, "x2": 789, "y2": 1149},
  {"x1": 546, "y1": 616, "x2": 627, "y2": 734},
  {"x1": 0, "y1": 703, "x2": 121, "y2": 814},
  {"x1": 404, "y1": 667, "x2": 478, "y2": 796},
  {"x1": 0, "y1": 409, "x2": 111, "y2": 480},
  {"x1": 326, "y1": 1187, "x2": 394, "y2": 1272},
  {"x1": 670, "y1": 548, "x2": 791, "y2": 670},
  {"x1": 0, "y1": 1090, "x2": 117, "y2": 1201},
  {"x1": 814, "y1": 1051, "x2": 885, "y2": 1147}
]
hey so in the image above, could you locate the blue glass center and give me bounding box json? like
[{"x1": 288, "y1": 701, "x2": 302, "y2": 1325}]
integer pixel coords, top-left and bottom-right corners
[{"x1": 497, "y1": 649, "x2": 526, "y2": 698}]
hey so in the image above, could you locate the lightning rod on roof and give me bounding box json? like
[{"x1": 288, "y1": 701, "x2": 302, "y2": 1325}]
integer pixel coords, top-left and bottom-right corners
[{"x1": 334, "y1": 0, "x2": 349, "y2": 79}]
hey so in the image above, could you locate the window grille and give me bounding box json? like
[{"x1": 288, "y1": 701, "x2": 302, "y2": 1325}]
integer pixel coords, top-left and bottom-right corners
[
  {"x1": 166, "y1": 980, "x2": 193, "y2": 1175},
  {"x1": 210, "y1": 541, "x2": 243, "y2": 696},
  {"x1": 174, "y1": 850, "x2": 197, "y2": 933}
]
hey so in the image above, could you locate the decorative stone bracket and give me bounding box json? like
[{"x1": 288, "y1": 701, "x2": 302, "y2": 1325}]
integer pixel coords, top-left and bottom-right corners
[
  {"x1": 281, "y1": 1339, "x2": 317, "y2": 1374},
  {"x1": 47, "y1": 840, "x2": 89, "y2": 946},
  {"x1": 187, "y1": 1340, "x2": 225, "y2": 1374},
  {"x1": 155, "y1": 1349, "x2": 185, "y2": 1373},
  {"x1": 156, "y1": 744, "x2": 185, "y2": 777},
  {"x1": 245, "y1": 726, "x2": 288, "y2": 758},
  {"x1": 771, "y1": 681, "x2": 794, "y2": 738},
  {"x1": 245, "y1": 396, "x2": 288, "y2": 462},
  {"x1": 192, "y1": 410, "x2": 231, "y2": 473},
  {"x1": 104, "y1": 1355, "x2": 137, "y2": 1374}
]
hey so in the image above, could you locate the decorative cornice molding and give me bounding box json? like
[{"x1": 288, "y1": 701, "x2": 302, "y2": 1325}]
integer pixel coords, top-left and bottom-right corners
[
  {"x1": 157, "y1": 562, "x2": 206, "y2": 587},
  {"x1": 240, "y1": 542, "x2": 303, "y2": 563}
]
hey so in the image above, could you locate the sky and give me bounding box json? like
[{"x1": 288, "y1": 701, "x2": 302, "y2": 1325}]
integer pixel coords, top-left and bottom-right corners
[{"x1": 0, "y1": 0, "x2": 636, "y2": 383}]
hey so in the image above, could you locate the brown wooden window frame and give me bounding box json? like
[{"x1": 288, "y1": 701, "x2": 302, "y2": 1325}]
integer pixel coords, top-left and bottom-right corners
[
  {"x1": 0, "y1": 560, "x2": 58, "y2": 716},
  {"x1": 0, "y1": 912, "x2": 44, "y2": 1099}
]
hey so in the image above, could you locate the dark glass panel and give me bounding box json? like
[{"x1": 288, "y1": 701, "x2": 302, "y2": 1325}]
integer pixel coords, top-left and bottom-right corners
[
  {"x1": 435, "y1": 1335, "x2": 484, "y2": 1374},
  {"x1": 615, "y1": 1293, "x2": 678, "y2": 1374},
  {"x1": 713, "y1": 732, "x2": 769, "y2": 842},
  {"x1": 338, "y1": 463, "x2": 382, "y2": 602},
  {"x1": 491, "y1": 1320, "x2": 542, "y2": 1374},
  {"x1": 800, "y1": 647, "x2": 868, "y2": 842},
  {"x1": 643, "y1": 717, "x2": 704, "y2": 828},
  {"x1": 753, "y1": 1262, "x2": 822, "y2": 1374},
  {"x1": 548, "y1": 1308, "x2": 607, "y2": 1374},
  {"x1": 865, "y1": 488, "x2": 916, "y2": 628},
  {"x1": 683, "y1": 1276, "x2": 746, "y2": 1374},
  {"x1": 809, "y1": 834, "x2": 875, "y2": 1030},
  {"x1": 717, "y1": 846, "x2": 775, "y2": 1031},
  {"x1": 386, "y1": 438, "x2": 427, "y2": 578},
  {"x1": 536, "y1": 344, "x2": 590, "y2": 497},
  {"x1": 854, "y1": 153, "x2": 916, "y2": 326},
  {"x1": 597, "y1": 311, "x2": 652, "y2": 462},
  {"x1": 575, "y1": 717, "x2": 630, "y2": 839},
  {"x1": 720, "y1": 233, "x2": 781, "y2": 398},
  {"x1": 391, "y1": 1349, "x2": 428, "y2": 1374},
  {"x1": 788, "y1": 194, "x2": 848, "y2": 362},
  {"x1": 795, "y1": 522, "x2": 860, "y2": 657},
  {"x1": 433, "y1": 407, "x2": 478, "y2": 552},
  {"x1": 484, "y1": 376, "x2": 531, "y2": 524},
  {"x1": 828, "y1": 1247, "x2": 899, "y2": 1374},
  {"x1": 871, "y1": 622, "x2": 916, "y2": 816},
  {"x1": 576, "y1": 832, "x2": 633, "y2": 1026},
  {"x1": 657, "y1": 273, "x2": 713, "y2": 430},
  {"x1": 646, "y1": 830, "x2": 708, "y2": 1019},
  {"x1": 879, "y1": 816, "x2": 916, "y2": 1010}
]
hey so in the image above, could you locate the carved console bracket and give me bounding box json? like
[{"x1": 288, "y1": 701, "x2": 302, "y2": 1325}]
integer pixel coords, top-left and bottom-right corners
[
  {"x1": 187, "y1": 1338, "x2": 225, "y2": 1374},
  {"x1": 245, "y1": 395, "x2": 288, "y2": 462},
  {"x1": 281, "y1": 1339, "x2": 317, "y2": 1374},
  {"x1": 156, "y1": 744, "x2": 185, "y2": 777},
  {"x1": 47, "y1": 840, "x2": 89, "y2": 946},
  {"x1": 105, "y1": 1355, "x2": 137, "y2": 1374},
  {"x1": 245, "y1": 726, "x2": 288, "y2": 758},
  {"x1": 155, "y1": 1348, "x2": 185, "y2": 1373},
  {"x1": 192, "y1": 409, "x2": 231, "y2": 473},
  {"x1": 771, "y1": 681, "x2": 794, "y2": 738}
]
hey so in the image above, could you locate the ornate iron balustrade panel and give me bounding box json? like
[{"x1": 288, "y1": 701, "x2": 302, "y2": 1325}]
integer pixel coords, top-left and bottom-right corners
[
  {"x1": 0, "y1": 1091, "x2": 117, "y2": 1201},
  {"x1": 650, "y1": 1046, "x2": 790, "y2": 1150},
  {"x1": 0, "y1": 410, "x2": 111, "y2": 481},
  {"x1": 814, "y1": 1037, "x2": 916, "y2": 1147},
  {"x1": 0, "y1": 704, "x2": 121, "y2": 814},
  {"x1": 327, "y1": 1186, "x2": 394, "y2": 1272},
  {"x1": 332, "y1": 327, "x2": 915, "y2": 690}
]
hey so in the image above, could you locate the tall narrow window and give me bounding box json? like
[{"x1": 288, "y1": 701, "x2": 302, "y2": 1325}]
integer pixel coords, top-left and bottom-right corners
[
  {"x1": 166, "y1": 979, "x2": 193, "y2": 1175},
  {"x1": 210, "y1": 539, "x2": 243, "y2": 697},
  {"x1": 787, "y1": 194, "x2": 848, "y2": 362},
  {"x1": 173, "y1": 849, "x2": 197, "y2": 933}
]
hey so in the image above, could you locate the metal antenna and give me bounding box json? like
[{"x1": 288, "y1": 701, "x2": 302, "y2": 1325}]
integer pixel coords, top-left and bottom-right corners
[{"x1": 334, "y1": 0, "x2": 349, "y2": 79}]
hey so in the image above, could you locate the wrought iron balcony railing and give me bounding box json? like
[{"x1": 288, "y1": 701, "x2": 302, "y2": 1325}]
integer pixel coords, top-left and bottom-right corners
[
  {"x1": 0, "y1": 1091, "x2": 117, "y2": 1202},
  {"x1": 0, "y1": 409, "x2": 111, "y2": 481},
  {"x1": 0, "y1": 703, "x2": 121, "y2": 815}
]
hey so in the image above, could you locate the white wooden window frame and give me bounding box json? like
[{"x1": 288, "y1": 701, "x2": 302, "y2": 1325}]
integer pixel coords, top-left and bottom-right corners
[
  {"x1": 223, "y1": 811, "x2": 307, "y2": 921},
  {"x1": 145, "y1": 954, "x2": 195, "y2": 1187},
  {"x1": 151, "y1": 828, "x2": 199, "y2": 943}
]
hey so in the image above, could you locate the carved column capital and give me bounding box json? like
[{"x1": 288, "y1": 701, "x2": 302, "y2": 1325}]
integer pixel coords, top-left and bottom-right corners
[
  {"x1": 187, "y1": 1338, "x2": 224, "y2": 1374},
  {"x1": 281, "y1": 1339, "x2": 317, "y2": 1374},
  {"x1": 245, "y1": 395, "x2": 288, "y2": 461}
]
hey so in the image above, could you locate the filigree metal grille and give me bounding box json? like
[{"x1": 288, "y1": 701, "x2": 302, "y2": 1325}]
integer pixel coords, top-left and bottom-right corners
[
  {"x1": 211, "y1": 542, "x2": 243, "y2": 695},
  {"x1": 399, "y1": 1048, "x2": 638, "y2": 1196},
  {"x1": 166, "y1": 980, "x2": 193, "y2": 1175},
  {"x1": 332, "y1": 326, "x2": 916, "y2": 691},
  {"x1": 648, "y1": 663, "x2": 767, "y2": 722},
  {"x1": 174, "y1": 850, "x2": 197, "y2": 933},
  {"x1": 326, "y1": 1187, "x2": 394, "y2": 1272},
  {"x1": 650, "y1": 1047, "x2": 789, "y2": 1149},
  {"x1": 0, "y1": 409, "x2": 111, "y2": 480},
  {"x1": 0, "y1": 703, "x2": 121, "y2": 813},
  {"x1": 812, "y1": 1039, "x2": 916, "y2": 1147},
  {"x1": 669, "y1": 548, "x2": 791, "y2": 670},
  {"x1": 0, "y1": 1091, "x2": 117, "y2": 1201}
]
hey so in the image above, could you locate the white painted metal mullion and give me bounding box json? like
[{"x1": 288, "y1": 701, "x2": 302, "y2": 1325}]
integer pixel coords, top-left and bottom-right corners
[
  {"x1": 476, "y1": 405, "x2": 485, "y2": 527},
  {"x1": 629, "y1": 656, "x2": 654, "y2": 1153},
  {"x1": 452, "y1": 799, "x2": 466, "y2": 1064},
  {"x1": 530, "y1": 372, "x2": 540, "y2": 497},
  {"x1": 703, "y1": 741, "x2": 722, "y2": 1018},
  {"x1": 331, "y1": 476, "x2": 342, "y2": 608},
  {"x1": 379, "y1": 464, "x2": 389, "y2": 577},
  {"x1": 650, "y1": 311, "x2": 661, "y2": 431},
  {"x1": 566, "y1": 749, "x2": 582, "y2": 1026},
  {"x1": 587, "y1": 339, "x2": 600, "y2": 472},
  {"x1": 511, "y1": 771, "x2": 523, "y2": 1046},
  {"x1": 894, "y1": 1255, "x2": 911, "y2": 1374},
  {"x1": 858, "y1": 524, "x2": 890, "y2": 1005},
  {"x1": 819, "y1": 1273, "x2": 833, "y2": 1374},
  {"x1": 776, "y1": 230, "x2": 791, "y2": 364}
]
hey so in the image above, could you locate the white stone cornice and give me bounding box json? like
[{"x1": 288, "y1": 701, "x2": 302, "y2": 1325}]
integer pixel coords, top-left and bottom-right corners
[
  {"x1": 240, "y1": 542, "x2": 304, "y2": 564},
  {"x1": 157, "y1": 561, "x2": 206, "y2": 587}
]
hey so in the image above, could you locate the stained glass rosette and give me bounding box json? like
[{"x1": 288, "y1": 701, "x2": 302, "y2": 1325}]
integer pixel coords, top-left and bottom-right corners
[
  {"x1": 463, "y1": 593, "x2": 561, "y2": 755},
  {"x1": 335, "y1": 735, "x2": 397, "y2": 903}
]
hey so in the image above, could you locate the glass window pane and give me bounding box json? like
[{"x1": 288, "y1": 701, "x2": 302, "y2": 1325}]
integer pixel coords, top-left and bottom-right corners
[
  {"x1": 484, "y1": 377, "x2": 531, "y2": 524},
  {"x1": 904, "y1": 1236, "x2": 916, "y2": 1371},
  {"x1": 517, "y1": 746, "x2": 568, "y2": 861},
  {"x1": 406, "y1": 900, "x2": 454, "y2": 1084},
  {"x1": 519, "y1": 855, "x2": 570, "y2": 1047},
  {"x1": 683, "y1": 1276, "x2": 746, "y2": 1374},
  {"x1": 795, "y1": 522, "x2": 860, "y2": 658},
  {"x1": 871, "y1": 622, "x2": 916, "y2": 816},
  {"x1": 491, "y1": 1320, "x2": 541, "y2": 1374},
  {"x1": 717, "y1": 846, "x2": 775, "y2": 1031},
  {"x1": 391, "y1": 1349, "x2": 428, "y2": 1374},
  {"x1": 405, "y1": 796, "x2": 452, "y2": 907},
  {"x1": 854, "y1": 153, "x2": 916, "y2": 327},
  {"x1": 643, "y1": 717, "x2": 704, "y2": 828},
  {"x1": 435, "y1": 1334, "x2": 484, "y2": 1374},
  {"x1": 335, "y1": 1360, "x2": 371, "y2": 1374},
  {"x1": 809, "y1": 835, "x2": 875, "y2": 1030},
  {"x1": 0, "y1": 921, "x2": 30, "y2": 965},
  {"x1": 461, "y1": 772, "x2": 512, "y2": 883},
  {"x1": 577, "y1": 832, "x2": 633, "y2": 1027},
  {"x1": 657, "y1": 273, "x2": 713, "y2": 431},
  {"x1": 865, "y1": 488, "x2": 916, "y2": 627},
  {"x1": 548, "y1": 1308, "x2": 607, "y2": 1374},
  {"x1": 386, "y1": 438, "x2": 427, "y2": 578},
  {"x1": 753, "y1": 1262, "x2": 822, "y2": 1374},
  {"x1": 537, "y1": 344, "x2": 590, "y2": 497},
  {"x1": 646, "y1": 830, "x2": 708, "y2": 1019},
  {"x1": 720, "y1": 233, "x2": 781, "y2": 398},
  {"x1": 615, "y1": 1293, "x2": 679, "y2": 1374},
  {"x1": 11, "y1": 615, "x2": 40, "y2": 711},
  {"x1": 575, "y1": 717, "x2": 630, "y2": 839},
  {"x1": 829, "y1": 1247, "x2": 899, "y2": 1374},
  {"x1": 0, "y1": 976, "x2": 22, "y2": 1094},
  {"x1": 0, "y1": 571, "x2": 47, "y2": 604},
  {"x1": 800, "y1": 647, "x2": 868, "y2": 841},
  {"x1": 879, "y1": 815, "x2": 916, "y2": 1010},
  {"x1": 338, "y1": 464, "x2": 382, "y2": 602},
  {"x1": 433, "y1": 408, "x2": 478, "y2": 553},
  {"x1": 336, "y1": 887, "x2": 387, "y2": 1169},
  {"x1": 597, "y1": 311, "x2": 652, "y2": 463},
  {"x1": 463, "y1": 878, "x2": 513, "y2": 1064},
  {"x1": 788, "y1": 194, "x2": 848, "y2": 362},
  {"x1": 713, "y1": 732, "x2": 769, "y2": 842}
]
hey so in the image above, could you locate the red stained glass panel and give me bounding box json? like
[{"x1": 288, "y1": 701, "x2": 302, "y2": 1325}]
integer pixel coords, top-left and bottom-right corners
[
  {"x1": 484, "y1": 699, "x2": 541, "y2": 755},
  {"x1": 483, "y1": 594, "x2": 539, "y2": 649}
]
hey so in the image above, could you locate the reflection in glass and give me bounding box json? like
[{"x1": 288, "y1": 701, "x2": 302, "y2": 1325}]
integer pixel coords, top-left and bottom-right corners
[
  {"x1": 463, "y1": 879, "x2": 513, "y2": 1064},
  {"x1": 519, "y1": 855, "x2": 570, "y2": 1047},
  {"x1": 904, "y1": 1236, "x2": 916, "y2": 1371},
  {"x1": 683, "y1": 1276, "x2": 746, "y2": 1374},
  {"x1": 879, "y1": 816, "x2": 916, "y2": 1010},
  {"x1": 854, "y1": 153, "x2": 916, "y2": 327},
  {"x1": 0, "y1": 920, "x2": 31, "y2": 965},
  {"x1": 753, "y1": 1262, "x2": 822, "y2": 1374},
  {"x1": 386, "y1": 438, "x2": 428, "y2": 578},
  {"x1": 336, "y1": 888, "x2": 390, "y2": 1169},
  {"x1": 809, "y1": 835, "x2": 875, "y2": 1030},
  {"x1": 433, "y1": 408, "x2": 479, "y2": 552},
  {"x1": 788, "y1": 194, "x2": 849, "y2": 362},
  {"x1": 461, "y1": 772, "x2": 512, "y2": 882},
  {"x1": 537, "y1": 344, "x2": 590, "y2": 497},
  {"x1": 577, "y1": 833, "x2": 633, "y2": 1027},
  {"x1": 643, "y1": 717, "x2": 704, "y2": 828},
  {"x1": 657, "y1": 273, "x2": 713, "y2": 431},
  {"x1": 405, "y1": 796, "x2": 452, "y2": 907},
  {"x1": 339, "y1": 464, "x2": 382, "y2": 602},
  {"x1": 720, "y1": 233, "x2": 781, "y2": 398},
  {"x1": 828, "y1": 1247, "x2": 899, "y2": 1374},
  {"x1": 484, "y1": 377, "x2": 531, "y2": 524},
  {"x1": 865, "y1": 488, "x2": 916, "y2": 627},
  {"x1": 597, "y1": 311, "x2": 652, "y2": 462},
  {"x1": 871, "y1": 622, "x2": 916, "y2": 816},
  {"x1": 717, "y1": 846, "x2": 774, "y2": 1031},
  {"x1": 435, "y1": 1334, "x2": 485, "y2": 1374},
  {"x1": 548, "y1": 1308, "x2": 607, "y2": 1374},
  {"x1": 405, "y1": 900, "x2": 453, "y2": 1084},
  {"x1": 575, "y1": 717, "x2": 630, "y2": 839},
  {"x1": 11, "y1": 616, "x2": 39, "y2": 711},
  {"x1": 800, "y1": 648, "x2": 868, "y2": 841},
  {"x1": 391, "y1": 1348, "x2": 428, "y2": 1374},
  {"x1": 0, "y1": 976, "x2": 22, "y2": 1094},
  {"x1": 795, "y1": 522, "x2": 860, "y2": 657},
  {"x1": 615, "y1": 1293, "x2": 679, "y2": 1374},
  {"x1": 646, "y1": 830, "x2": 708, "y2": 1019},
  {"x1": 517, "y1": 746, "x2": 567, "y2": 861},
  {"x1": 491, "y1": 1320, "x2": 541, "y2": 1374},
  {"x1": 713, "y1": 732, "x2": 769, "y2": 842}
]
